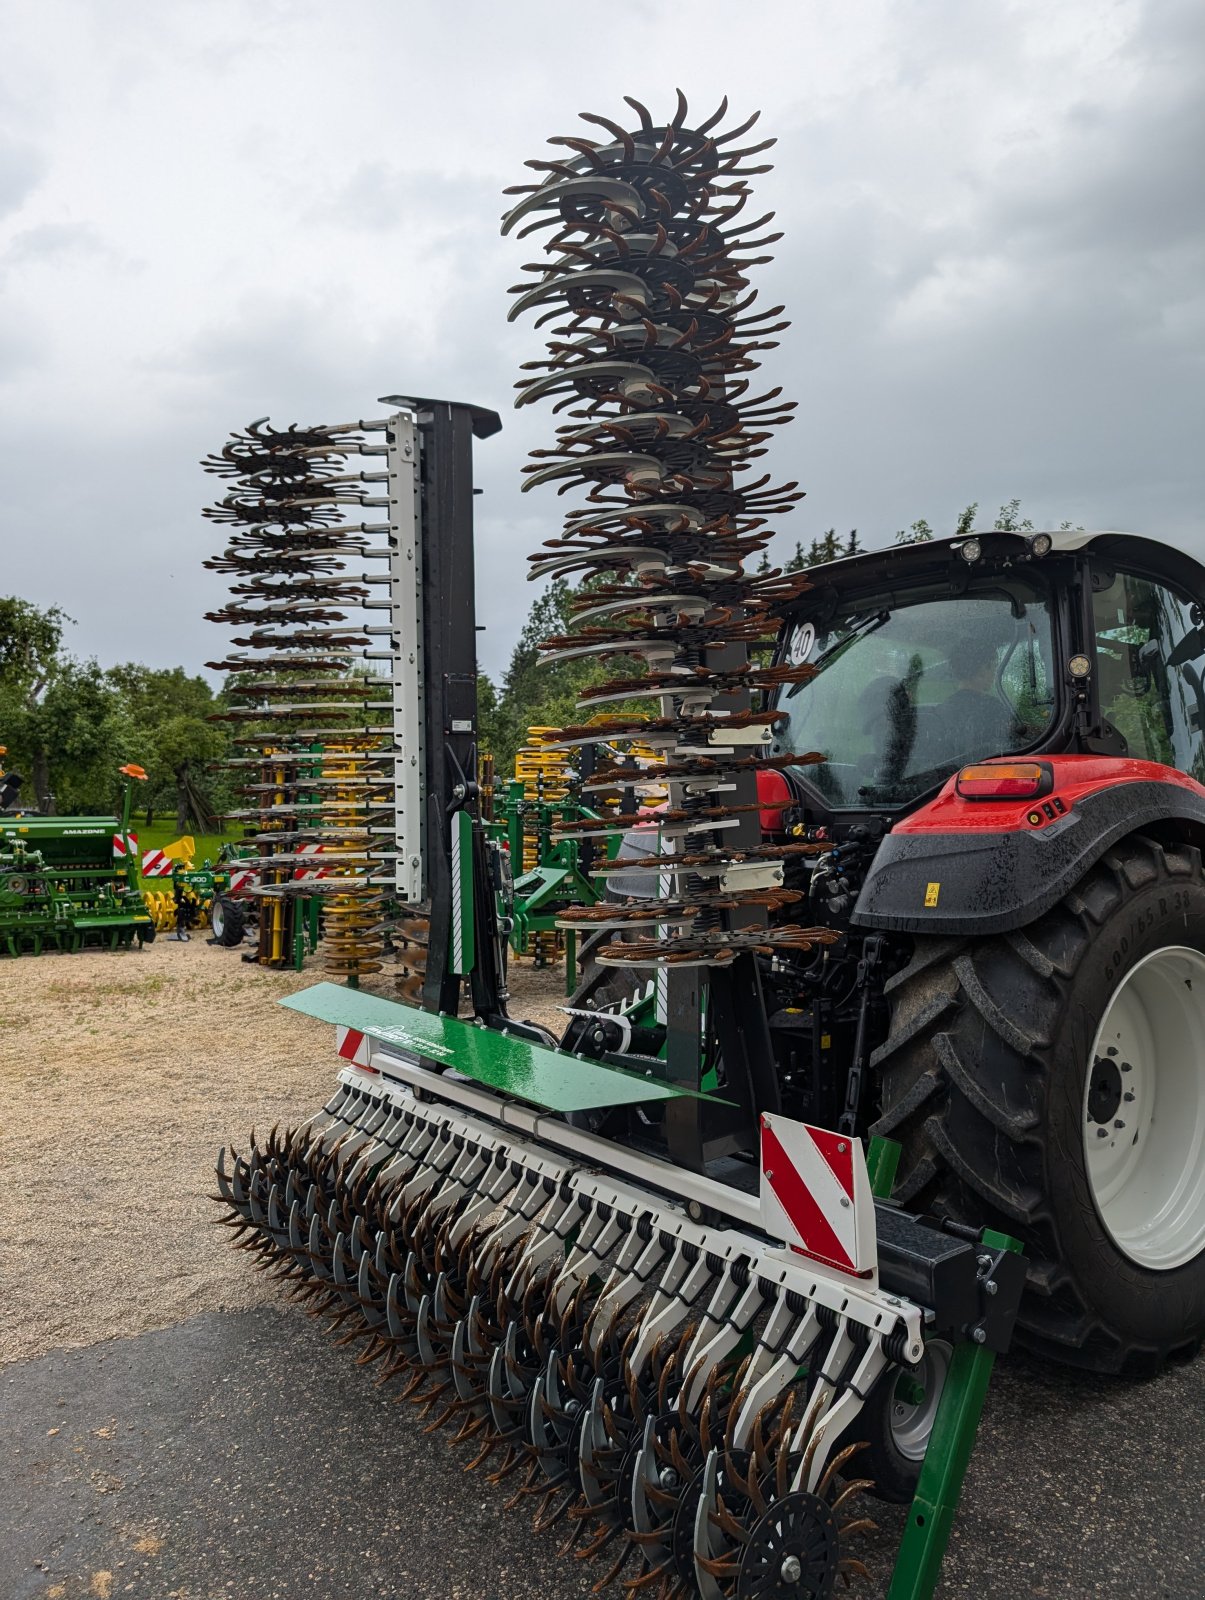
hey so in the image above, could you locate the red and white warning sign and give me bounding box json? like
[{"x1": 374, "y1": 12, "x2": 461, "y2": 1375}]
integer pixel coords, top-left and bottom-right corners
[
  {"x1": 293, "y1": 843, "x2": 329, "y2": 882},
  {"x1": 140, "y1": 848, "x2": 173, "y2": 878},
  {"x1": 112, "y1": 831, "x2": 138, "y2": 860},
  {"x1": 336, "y1": 1026, "x2": 375, "y2": 1072},
  {"x1": 759, "y1": 1113, "x2": 878, "y2": 1283}
]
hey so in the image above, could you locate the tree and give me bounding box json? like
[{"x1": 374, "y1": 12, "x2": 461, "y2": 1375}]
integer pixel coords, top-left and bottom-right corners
[
  {"x1": 895, "y1": 500, "x2": 1080, "y2": 545},
  {"x1": 954, "y1": 502, "x2": 978, "y2": 537},
  {"x1": 481, "y1": 578, "x2": 633, "y2": 773},
  {"x1": 26, "y1": 659, "x2": 131, "y2": 814},
  {"x1": 106, "y1": 664, "x2": 228, "y2": 832},
  {"x1": 0, "y1": 597, "x2": 73, "y2": 808},
  {"x1": 784, "y1": 530, "x2": 861, "y2": 570},
  {"x1": 992, "y1": 498, "x2": 1032, "y2": 533}
]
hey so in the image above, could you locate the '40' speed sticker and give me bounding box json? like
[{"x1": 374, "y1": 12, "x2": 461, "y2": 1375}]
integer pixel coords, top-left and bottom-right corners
[{"x1": 787, "y1": 621, "x2": 816, "y2": 665}]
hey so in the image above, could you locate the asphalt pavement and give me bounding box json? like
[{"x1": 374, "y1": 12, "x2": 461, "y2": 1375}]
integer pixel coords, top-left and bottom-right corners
[{"x1": 2, "y1": 1304, "x2": 1202, "y2": 1600}]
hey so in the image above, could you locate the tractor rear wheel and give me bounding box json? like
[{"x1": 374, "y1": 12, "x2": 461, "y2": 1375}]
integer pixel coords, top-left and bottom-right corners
[
  {"x1": 568, "y1": 928, "x2": 651, "y2": 1014},
  {"x1": 873, "y1": 832, "x2": 1205, "y2": 1374},
  {"x1": 212, "y1": 895, "x2": 248, "y2": 948}
]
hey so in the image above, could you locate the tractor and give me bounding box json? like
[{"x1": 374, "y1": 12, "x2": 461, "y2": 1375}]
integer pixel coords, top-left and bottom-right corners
[
  {"x1": 580, "y1": 528, "x2": 1205, "y2": 1376},
  {"x1": 209, "y1": 96, "x2": 1198, "y2": 1599},
  {"x1": 773, "y1": 528, "x2": 1205, "y2": 1375}
]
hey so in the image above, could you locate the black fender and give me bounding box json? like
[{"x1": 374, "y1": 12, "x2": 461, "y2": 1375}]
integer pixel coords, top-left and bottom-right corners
[{"x1": 851, "y1": 780, "x2": 1205, "y2": 936}]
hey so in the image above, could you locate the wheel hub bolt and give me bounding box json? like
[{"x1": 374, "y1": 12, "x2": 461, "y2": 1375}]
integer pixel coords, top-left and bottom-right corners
[
  {"x1": 659, "y1": 1468, "x2": 679, "y2": 1489},
  {"x1": 1096, "y1": 1128, "x2": 1109, "y2": 1138},
  {"x1": 780, "y1": 1554, "x2": 803, "y2": 1583}
]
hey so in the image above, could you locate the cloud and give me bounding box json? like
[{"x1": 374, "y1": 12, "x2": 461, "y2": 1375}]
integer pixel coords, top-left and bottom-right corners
[
  {"x1": 0, "y1": 0, "x2": 1200, "y2": 687},
  {"x1": 2, "y1": 221, "x2": 117, "y2": 268},
  {"x1": 0, "y1": 135, "x2": 45, "y2": 222},
  {"x1": 0, "y1": 317, "x2": 41, "y2": 379}
]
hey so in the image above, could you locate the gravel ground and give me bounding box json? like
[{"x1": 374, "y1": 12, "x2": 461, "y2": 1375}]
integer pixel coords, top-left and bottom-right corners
[
  {"x1": 0, "y1": 938, "x2": 568, "y2": 1366},
  {"x1": 2, "y1": 1307, "x2": 1202, "y2": 1600},
  {"x1": 3, "y1": 939, "x2": 1202, "y2": 1598}
]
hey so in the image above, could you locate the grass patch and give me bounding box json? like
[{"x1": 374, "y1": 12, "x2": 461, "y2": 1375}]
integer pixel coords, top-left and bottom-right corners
[
  {"x1": 132, "y1": 821, "x2": 245, "y2": 866},
  {"x1": 46, "y1": 974, "x2": 170, "y2": 1003}
]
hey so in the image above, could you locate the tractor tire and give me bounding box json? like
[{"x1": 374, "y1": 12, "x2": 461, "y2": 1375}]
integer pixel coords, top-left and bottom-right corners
[
  {"x1": 212, "y1": 895, "x2": 249, "y2": 948},
  {"x1": 872, "y1": 832, "x2": 1205, "y2": 1375},
  {"x1": 569, "y1": 928, "x2": 650, "y2": 1014}
]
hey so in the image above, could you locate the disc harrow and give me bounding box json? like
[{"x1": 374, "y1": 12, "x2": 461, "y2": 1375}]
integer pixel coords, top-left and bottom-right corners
[
  {"x1": 203, "y1": 416, "x2": 427, "y2": 990},
  {"x1": 208, "y1": 94, "x2": 1029, "y2": 1600},
  {"x1": 504, "y1": 94, "x2": 826, "y2": 969},
  {"x1": 214, "y1": 1067, "x2": 928, "y2": 1597}
]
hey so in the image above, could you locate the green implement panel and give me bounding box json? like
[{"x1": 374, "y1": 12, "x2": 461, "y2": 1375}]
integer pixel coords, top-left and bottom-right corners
[{"x1": 280, "y1": 981, "x2": 723, "y2": 1115}]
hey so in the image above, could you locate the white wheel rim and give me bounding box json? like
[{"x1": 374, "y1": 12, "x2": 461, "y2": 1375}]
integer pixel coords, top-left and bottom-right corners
[
  {"x1": 890, "y1": 1339, "x2": 951, "y2": 1462},
  {"x1": 1084, "y1": 944, "x2": 1205, "y2": 1270}
]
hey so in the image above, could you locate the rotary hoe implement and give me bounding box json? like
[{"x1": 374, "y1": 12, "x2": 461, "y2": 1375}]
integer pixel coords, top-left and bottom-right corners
[{"x1": 212, "y1": 94, "x2": 1205, "y2": 1598}]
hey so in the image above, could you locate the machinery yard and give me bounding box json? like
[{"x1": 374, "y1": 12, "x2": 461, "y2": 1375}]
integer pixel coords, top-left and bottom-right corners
[
  {"x1": 0, "y1": 941, "x2": 324, "y2": 1363},
  {"x1": 0, "y1": 944, "x2": 568, "y2": 1366},
  {"x1": 3, "y1": 12, "x2": 1203, "y2": 1599},
  {"x1": 1, "y1": 941, "x2": 1202, "y2": 1600}
]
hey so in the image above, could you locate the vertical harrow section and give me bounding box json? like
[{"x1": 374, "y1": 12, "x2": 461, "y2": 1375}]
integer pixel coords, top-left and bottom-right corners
[
  {"x1": 214, "y1": 1067, "x2": 926, "y2": 1598},
  {"x1": 503, "y1": 93, "x2": 830, "y2": 970},
  {"x1": 203, "y1": 417, "x2": 427, "y2": 989}
]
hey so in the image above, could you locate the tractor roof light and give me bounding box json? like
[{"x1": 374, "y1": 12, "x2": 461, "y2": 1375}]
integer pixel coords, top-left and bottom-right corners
[
  {"x1": 956, "y1": 761, "x2": 1052, "y2": 800},
  {"x1": 1029, "y1": 532, "x2": 1053, "y2": 557},
  {"x1": 959, "y1": 538, "x2": 982, "y2": 564}
]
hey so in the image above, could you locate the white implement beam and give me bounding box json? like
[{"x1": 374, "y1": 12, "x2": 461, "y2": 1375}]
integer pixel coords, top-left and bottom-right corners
[{"x1": 387, "y1": 409, "x2": 425, "y2": 902}]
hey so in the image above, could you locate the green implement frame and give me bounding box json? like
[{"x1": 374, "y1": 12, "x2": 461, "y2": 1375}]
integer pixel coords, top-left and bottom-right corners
[
  {"x1": 867, "y1": 1137, "x2": 1021, "y2": 1600},
  {"x1": 491, "y1": 779, "x2": 607, "y2": 993},
  {"x1": 280, "y1": 981, "x2": 723, "y2": 1114},
  {"x1": 0, "y1": 769, "x2": 154, "y2": 954}
]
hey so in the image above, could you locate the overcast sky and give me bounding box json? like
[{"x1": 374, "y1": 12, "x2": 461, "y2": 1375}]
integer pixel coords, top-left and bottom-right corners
[{"x1": 1, "y1": 0, "x2": 1201, "y2": 682}]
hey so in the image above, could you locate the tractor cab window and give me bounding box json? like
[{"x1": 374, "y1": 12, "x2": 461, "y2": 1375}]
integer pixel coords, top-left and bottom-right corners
[
  {"x1": 773, "y1": 577, "x2": 1057, "y2": 807},
  {"x1": 1092, "y1": 570, "x2": 1205, "y2": 779}
]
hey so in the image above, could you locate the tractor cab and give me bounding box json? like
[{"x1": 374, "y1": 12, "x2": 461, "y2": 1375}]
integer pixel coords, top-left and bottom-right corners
[{"x1": 771, "y1": 529, "x2": 1205, "y2": 821}]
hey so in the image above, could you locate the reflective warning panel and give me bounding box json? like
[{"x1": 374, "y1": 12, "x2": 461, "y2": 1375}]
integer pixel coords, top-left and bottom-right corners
[{"x1": 758, "y1": 1112, "x2": 878, "y2": 1282}]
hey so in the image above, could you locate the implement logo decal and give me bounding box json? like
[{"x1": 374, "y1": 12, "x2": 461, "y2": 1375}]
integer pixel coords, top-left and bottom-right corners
[{"x1": 378, "y1": 1026, "x2": 457, "y2": 1058}]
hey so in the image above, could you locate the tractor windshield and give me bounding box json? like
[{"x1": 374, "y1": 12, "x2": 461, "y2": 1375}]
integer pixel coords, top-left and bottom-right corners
[{"x1": 772, "y1": 577, "x2": 1058, "y2": 807}]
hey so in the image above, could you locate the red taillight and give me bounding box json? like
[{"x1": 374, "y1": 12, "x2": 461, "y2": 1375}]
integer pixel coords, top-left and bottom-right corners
[
  {"x1": 955, "y1": 762, "x2": 1050, "y2": 800},
  {"x1": 757, "y1": 768, "x2": 792, "y2": 832}
]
